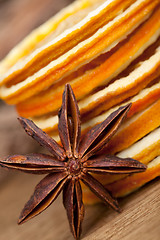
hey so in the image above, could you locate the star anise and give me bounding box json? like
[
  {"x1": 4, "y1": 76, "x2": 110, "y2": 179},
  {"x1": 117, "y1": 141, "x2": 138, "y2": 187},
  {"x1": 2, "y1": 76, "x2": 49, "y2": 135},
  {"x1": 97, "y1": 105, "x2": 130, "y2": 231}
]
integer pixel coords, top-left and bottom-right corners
[{"x1": 0, "y1": 84, "x2": 146, "y2": 240}]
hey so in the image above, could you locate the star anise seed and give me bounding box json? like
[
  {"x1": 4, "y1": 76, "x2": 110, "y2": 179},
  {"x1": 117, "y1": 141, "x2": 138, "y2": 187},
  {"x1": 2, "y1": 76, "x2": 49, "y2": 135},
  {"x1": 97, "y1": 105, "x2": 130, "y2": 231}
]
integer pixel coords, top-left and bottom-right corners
[{"x1": 0, "y1": 84, "x2": 147, "y2": 240}]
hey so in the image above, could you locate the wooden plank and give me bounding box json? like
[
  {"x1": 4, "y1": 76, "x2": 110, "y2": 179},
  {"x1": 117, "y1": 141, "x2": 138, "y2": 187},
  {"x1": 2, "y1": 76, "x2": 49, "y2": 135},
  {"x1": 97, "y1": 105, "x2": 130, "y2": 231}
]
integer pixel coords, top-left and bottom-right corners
[
  {"x1": 0, "y1": 103, "x2": 40, "y2": 183},
  {"x1": 0, "y1": 173, "x2": 159, "y2": 240}
]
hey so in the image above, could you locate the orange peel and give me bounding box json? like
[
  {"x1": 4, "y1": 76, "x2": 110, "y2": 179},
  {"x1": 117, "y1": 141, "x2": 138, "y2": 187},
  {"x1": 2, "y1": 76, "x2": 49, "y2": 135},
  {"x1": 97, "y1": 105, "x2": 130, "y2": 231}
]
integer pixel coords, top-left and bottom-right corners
[
  {"x1": 0, "y1": 0, "x2": 108, "y2": 73},
  {"x1": 32, "y1": 94, "x2": 160, "y2": 159},
  {"x1": 82, "y1": 127, "x2": 160, "y2": 203},
  {"x1": 107, "y1": 156, "x2": 160, "y2": 197},
  {"x1": 83, "y1": 156, "x2": 160, "y2": 204},
  {"x1": 83, "y1": 127, "x2": 160, "y2": 190},
  {"x1": 31, "y1": 79, "x2": 160, "y2": 134},
  {"x1": 100, "y1": 99, "x2": 160, "y2": 154},
  {"x1": 15, "y1": 9, "x2": 160, "y2": 117},
  {"x1": 0, "y1": 0, "x2": 158, "y2": 105}
]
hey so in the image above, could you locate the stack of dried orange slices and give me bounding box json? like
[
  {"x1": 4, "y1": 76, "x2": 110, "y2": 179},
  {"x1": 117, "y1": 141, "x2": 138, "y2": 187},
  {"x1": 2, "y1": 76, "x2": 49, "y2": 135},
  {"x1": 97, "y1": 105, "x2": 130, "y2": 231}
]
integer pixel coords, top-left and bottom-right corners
[{"x1": 0, "y1": 0, "x2": 160, "y2": 204}]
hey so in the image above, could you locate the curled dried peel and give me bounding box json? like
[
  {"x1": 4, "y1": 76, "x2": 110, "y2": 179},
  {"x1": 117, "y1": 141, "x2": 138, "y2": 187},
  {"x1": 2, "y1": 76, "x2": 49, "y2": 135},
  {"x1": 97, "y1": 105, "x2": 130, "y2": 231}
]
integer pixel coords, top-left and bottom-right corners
[
  {"x1": 0, "y1": 0, "x2": 106, "y2": 73},
  {"x1": 29, "y1": 93, "x2": 160, "y2": 166},
  {"x1": 15, "y1": 10, "x2": 160, "y2": 117},
  {"x1": 0, "y1": 0, "x2": 148, "y2": 83},
  {"x1": 79, "y1": 44, "x2": 160, "y2": 121},
  {"x1": 30, "y1": 69, "x2": 160, "y2": 132},
  {"x1": 47, "y1": 97, "x2": 160, "y2": 155},
  {"x1": 85, "y1": 127, "x2": 160, "y2": 187},
  {"x1": 100, "y1": 99, "x2": 160, "y2": 155},
  {"x1": 118, "y1": 127, "x2": 160, "y2": 165},
  {"x1": 0, "y1": 0, "x2": 136, "y2": 78},
  {"x1": 0, "y1": 0, "x2": 158, "y2": 105},
  {"x1": 107, "y1": 156, "x2": 160, "y2": 197},
  {"x1": 82, "y1": 156, "x2": 160, "y2": 204}
]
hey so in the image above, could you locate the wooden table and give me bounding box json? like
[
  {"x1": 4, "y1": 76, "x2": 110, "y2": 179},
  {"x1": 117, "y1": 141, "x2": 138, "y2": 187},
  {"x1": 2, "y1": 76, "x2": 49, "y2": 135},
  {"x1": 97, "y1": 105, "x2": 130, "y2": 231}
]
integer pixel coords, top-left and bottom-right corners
[{"x1": 0, "y1": 172, "x2": 160, "y2": 240}]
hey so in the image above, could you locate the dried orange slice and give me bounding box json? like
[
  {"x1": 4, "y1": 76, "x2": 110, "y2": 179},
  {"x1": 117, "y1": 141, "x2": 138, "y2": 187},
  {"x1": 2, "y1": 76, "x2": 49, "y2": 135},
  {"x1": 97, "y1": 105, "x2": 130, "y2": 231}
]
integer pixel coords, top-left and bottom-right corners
[
  {"x1": 118, "y1": 128, "x2": 160, "y2": 165},
  {"x1": 0, "y1": 0, "x2": 158, "y2": 105},
  {"x1": 80, "y1": 97, "x2": 160, "y2": 199},
  {"x1": 83, "y1": 156, "x2": 160, "y2": 204},
  {"x1": 82, "y1": 126, "x2": 160, "y2": 203},
  {"x1": 100, "y1": 99, "x2": 160, "y2": 154},
  {"x1": 32, "y1": 79, "x2": 160, "y2": 134},
  {"x1": 32, "y1": 94, "x2": 160, "y2": 161},
  {"x1": 107, "y1": 156, "x2": 160, "y2": 197},
  {"x1": 0, "y1": 0, "x2": 138, "y2": 85},
  {"x1": 0, "y1": 0, "x2": 108, "y2": 73},
  {"x1": 15, "y1": 8, "x2": 160, "y2": 117},
  {"x1": 83, "y1": 127, "x2": 160, "y2": 189}
]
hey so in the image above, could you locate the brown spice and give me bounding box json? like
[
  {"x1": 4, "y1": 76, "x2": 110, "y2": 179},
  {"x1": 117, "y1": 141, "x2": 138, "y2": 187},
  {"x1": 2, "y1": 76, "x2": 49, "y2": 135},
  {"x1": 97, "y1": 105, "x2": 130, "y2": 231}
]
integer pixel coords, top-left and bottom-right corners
[{"x1": 0, "y1": 84, "x2": 146, "y2": 240}]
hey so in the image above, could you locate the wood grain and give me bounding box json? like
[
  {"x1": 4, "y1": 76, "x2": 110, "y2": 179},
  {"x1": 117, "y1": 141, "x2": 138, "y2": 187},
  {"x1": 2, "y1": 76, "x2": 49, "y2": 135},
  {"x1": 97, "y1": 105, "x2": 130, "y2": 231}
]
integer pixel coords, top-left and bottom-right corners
[
  {"x1": 0, "y1": 173, "x2": 159, "y2": 240},
  {"x1": 0, "y1": 103, "x2": 40, "y2": 183}
]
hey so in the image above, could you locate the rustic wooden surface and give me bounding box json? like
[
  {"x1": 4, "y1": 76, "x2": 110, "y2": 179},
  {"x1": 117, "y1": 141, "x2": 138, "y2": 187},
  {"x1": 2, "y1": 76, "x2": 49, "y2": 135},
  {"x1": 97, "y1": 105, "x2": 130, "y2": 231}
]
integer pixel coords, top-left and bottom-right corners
[
  {"x1": 0, "y1": 173, "x2": 160, "y2": 240},
  {"x1": 0, "y1": 103, "x2": 40, "y2": 182}
]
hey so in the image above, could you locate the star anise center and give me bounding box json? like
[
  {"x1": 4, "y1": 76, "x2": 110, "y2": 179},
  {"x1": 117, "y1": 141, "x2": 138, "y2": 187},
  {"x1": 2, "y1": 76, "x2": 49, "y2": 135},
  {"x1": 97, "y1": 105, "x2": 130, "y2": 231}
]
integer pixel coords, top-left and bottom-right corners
[{"x1": 67, "y1": 158, "x2": 82, "y2": 176}]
